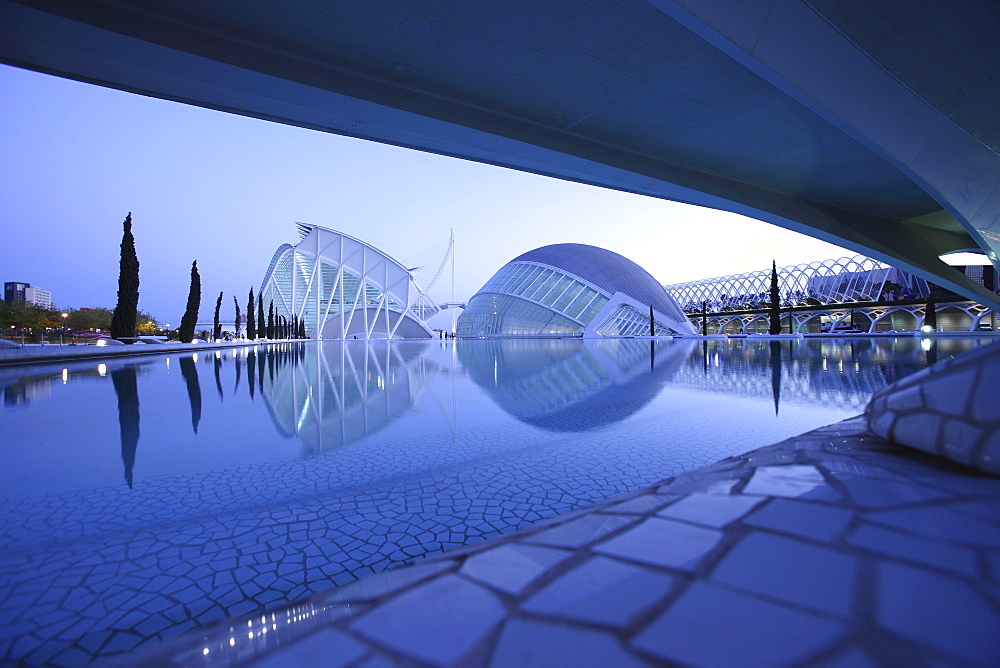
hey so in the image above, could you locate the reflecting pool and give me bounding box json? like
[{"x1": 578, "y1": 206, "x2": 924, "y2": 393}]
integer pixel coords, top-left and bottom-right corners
[{"x1": 0, "y1": 337, "x2": 992, "y2": 664}]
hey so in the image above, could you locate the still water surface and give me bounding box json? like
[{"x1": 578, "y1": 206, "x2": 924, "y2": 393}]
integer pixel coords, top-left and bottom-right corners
[{"x1": 0, "y1": 337, "x2": 990, "y2": 663}]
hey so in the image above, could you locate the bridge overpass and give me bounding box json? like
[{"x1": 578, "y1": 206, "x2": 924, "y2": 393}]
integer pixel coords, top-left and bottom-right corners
[{"x1": 2, "y1": 1, "x2": 998, "y2": 307}]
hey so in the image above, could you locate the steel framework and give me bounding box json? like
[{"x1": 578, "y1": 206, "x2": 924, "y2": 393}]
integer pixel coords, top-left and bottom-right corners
[
  {"x1": 260, "y1": 224, "x2": 445, "y2": 340},
  {"x1": 664, "y1": 256, "x2": 931, "y2": 313}
]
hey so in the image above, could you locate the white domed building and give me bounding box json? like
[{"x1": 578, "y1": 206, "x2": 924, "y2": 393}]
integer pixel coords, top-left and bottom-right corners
[{"x1": 457, "y1": 243, "x2": 694, "y2": 338}]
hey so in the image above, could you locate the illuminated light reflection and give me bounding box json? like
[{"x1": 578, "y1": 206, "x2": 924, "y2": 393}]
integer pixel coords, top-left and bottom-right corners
[
  {"x1": 97, "y1": 363, "x2": 107, "y2": 377},
  {"x1": 229, "y1": 638, "x2": 235, "y2": 647},
  {"x1": 921, "y1": 338, "x2": 932, "y2": 351},
  {"x1": 61, "y1": 369, "x2": 68, "y2": 383}
]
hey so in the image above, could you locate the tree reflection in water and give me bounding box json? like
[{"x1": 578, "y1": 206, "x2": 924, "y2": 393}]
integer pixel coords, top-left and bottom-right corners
[
  {"x1": 110, "y1": 366, "x2": 140, "y2": 488},
  {"x1": 178, "y1": 355, "x2": 201, "y2": 434}
]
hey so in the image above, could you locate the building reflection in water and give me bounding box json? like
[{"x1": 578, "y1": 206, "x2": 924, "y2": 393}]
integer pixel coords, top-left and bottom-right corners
[
  {"x1": 1, "y1": 336, "x2": 988, "y2": 490},
  {"x1": 459, "y1": 338, "x2": 696, "y2": 432},
  {"x1": 459, "y1": 336, "x2": 987, "y2": 423},
  {"x1": 260, "y1": 341, "x2": 438, "y2": 456},
  {"x1": 672, "y1": 337, "x2": 975, "y2": 412}
]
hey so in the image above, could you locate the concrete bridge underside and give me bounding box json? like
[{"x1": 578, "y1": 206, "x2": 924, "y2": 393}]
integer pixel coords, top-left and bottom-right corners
[{"x1": 2, "y1": 0, "x2": 999, "y2": 307}]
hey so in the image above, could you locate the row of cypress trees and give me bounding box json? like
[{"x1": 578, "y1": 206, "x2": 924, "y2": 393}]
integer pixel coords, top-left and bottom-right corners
[
  {"x1": 109, "y1": 213, "x2": 204, "y2": 342},
  {"x1": 240, "y1": 287, "x2": 305, "y2": 339},
  {"x1": 111, "y1": 213, "x2": 307, "y2": 343}
]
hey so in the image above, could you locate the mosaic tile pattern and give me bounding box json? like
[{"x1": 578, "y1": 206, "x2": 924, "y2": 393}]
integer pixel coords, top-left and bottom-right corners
[
  {"x1": 866, "y1": 341, "x2": 1000, "y2": 474},
  {"x1": 0, "y1": 411, "x2": 762, "y2": 665},
  {"x1": 135, "y1": 416, "x2": 1000, "y2": 666}
]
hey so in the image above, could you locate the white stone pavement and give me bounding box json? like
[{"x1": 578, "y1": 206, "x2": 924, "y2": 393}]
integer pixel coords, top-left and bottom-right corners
[
  {"x1": 128, "y1": 409, "x2": 1000, "y2": 666},
  {"x1": 0, "y1": 339, "x2": 264, "y2": 366}
]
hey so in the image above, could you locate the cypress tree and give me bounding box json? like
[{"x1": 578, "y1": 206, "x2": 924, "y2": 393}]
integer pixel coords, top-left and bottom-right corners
[
  {"x1": 246, "y1": 288, "x2": 256, "y2": 340},
  {"x1": 924, "y1": 292, "x2": 937, "y2": 329},
  {"x1": 233, "y1": 296, "x2": 242, "y2": 339},
  {"x1": 257, "y1": 295, "x2": 265, "y2": 341},
  {"x1": 110, "y1": 212, "x2": 140, "y2": 342},
  {"x1": 267, "y1": 301, "x2": 275, "y2": 339},
  {"x1": 768, "y1": 260, "x2": 782, "y2": 335},
  {"x1": 213, "y1": 291, "x2": 223, "y2": 341},
  {"x1": 178, "y1": 261, "x2": 201, "y2": 343}
]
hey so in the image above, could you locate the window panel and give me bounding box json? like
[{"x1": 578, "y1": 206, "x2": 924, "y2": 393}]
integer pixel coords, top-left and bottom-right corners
[
  {"x1": 509, "y1": 265, "x2": 541, "y2": 295},
  {"x1": 521, "y1": 268, "x2": 553, "y2": 299},
  {"x1": 539, "y1": 276, "x2": 573, "y2": 306},
  {"x1": 553, "y1": 281, "x2": 584, "y2": 312},
  {"x1": 566, "y1": 288, "x2": 597, "y2": 319},
  {"x1": 527, "y1": 271, "x2": 561, "y2": 301}
]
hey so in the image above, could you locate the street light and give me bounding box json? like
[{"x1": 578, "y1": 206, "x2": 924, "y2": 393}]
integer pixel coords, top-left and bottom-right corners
[{"x1": 61, "y1": 312, "x2": 68, "y2": 345}]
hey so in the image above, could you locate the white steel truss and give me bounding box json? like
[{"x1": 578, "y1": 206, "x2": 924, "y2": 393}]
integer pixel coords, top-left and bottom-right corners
[
  {"x1": 664, "y1": 256, "x2": 931, "y2": 312},
  {"x1": 260, "y1": 224, "x2": 445, "y2": 340}
]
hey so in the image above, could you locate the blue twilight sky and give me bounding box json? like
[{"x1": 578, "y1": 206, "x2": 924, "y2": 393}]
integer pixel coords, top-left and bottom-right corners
[{"x1": 0, "y1": 63, "x2": 852, "y2": 326}]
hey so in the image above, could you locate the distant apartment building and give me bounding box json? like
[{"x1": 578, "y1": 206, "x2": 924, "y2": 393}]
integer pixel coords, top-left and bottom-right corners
[
  {"x1": 4, "y1": 281, "x2": 29, "y2": 303},
  {"x1": 3, "y1": 282, "x2": 52, "y2": 309},
  {"x1": 25, "y1": 287, "x2": 52, "y2": 309}
]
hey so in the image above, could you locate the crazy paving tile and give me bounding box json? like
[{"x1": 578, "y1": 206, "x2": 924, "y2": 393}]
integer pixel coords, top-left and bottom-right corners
[
  {"x1": 632, "y1": 581, "x2": 845, "y2": 666},
  {"x1": 846, "y1": 523, "x2": 979, "y2": 576},
  {"x1": 711, "y1": 532, "x2": 857, "y2": 617},
  {"x1": 656, "y1": 492, "x2": 765, "y2": 528},
  {"x1": 491, "y1": 618, "x2": 644, "y2": 668},
  {"x1": 522, "y1": 513, "x2": 637, "y2": 549},
  {"x1": 875, "y1": 561, "x2": 1000, "y2": 663},
  {"x1": 742, "y1": 465, "x2": 840, "y2": 501},
  {"x1": 250, "y1": 628, "x2": 368, "y2": 668},
  {"x1": 594, "y1": 517, "x2": 722, "y2": 572},
  {"x1": 521, "y1": 555, "x2": 674, "y2": 628},
  {"x1": 742, "y1": 498, "x2": 854, "y2": 542},
  {"x1": 349, "y1": 575, "x2": 505, "y2": 664},
  {"x1": 459, "y1": 543, "x2": 571, "y2": 596}
]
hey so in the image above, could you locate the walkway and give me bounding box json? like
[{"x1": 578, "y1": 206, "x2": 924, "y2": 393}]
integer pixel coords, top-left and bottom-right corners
[
  {"x1": 131, "y1": 415, "x2": 1000, "y2": 666},
  {"x1": 0, "y1": 340, "x2": 275, "y2": 366}
]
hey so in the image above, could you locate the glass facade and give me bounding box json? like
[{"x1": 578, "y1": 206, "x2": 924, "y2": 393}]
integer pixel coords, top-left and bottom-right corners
[
  {"x1": 259, "y1": 226, "x2": 433, "y2": 340},
  {"x1": 458, "y1": 245, "x2": 694, "y2": 338},
  {"x1": 458, "y1": 262, "x2": 610, "y2": 337},
  {"x1": 596, "y1": 305, "x2": 675, "y2": 337}
]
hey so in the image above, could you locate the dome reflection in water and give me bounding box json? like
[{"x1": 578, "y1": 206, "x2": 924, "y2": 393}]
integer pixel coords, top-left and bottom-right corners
[
  {"x1": 0, "y1": 336, "x2": 990, "y2": 664},
  {"x1": 459, "y1": 338, "x2": 694, "y2": 432}
]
